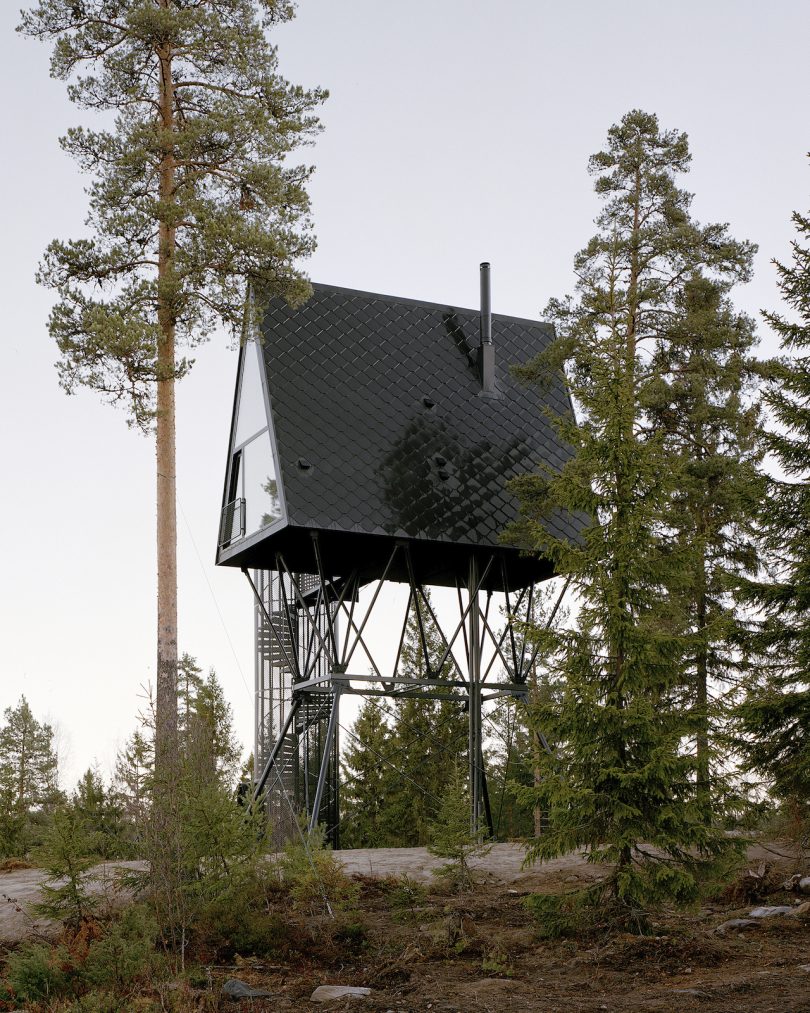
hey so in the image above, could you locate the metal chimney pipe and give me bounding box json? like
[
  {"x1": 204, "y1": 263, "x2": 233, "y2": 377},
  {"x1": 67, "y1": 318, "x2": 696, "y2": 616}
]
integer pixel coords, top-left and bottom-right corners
[
  {"x1": 479, "y1": 262, "x2": 492, "y2": 345},
  {"x1": 478, "y1": 262, "x2": 495, "y2": 394}
]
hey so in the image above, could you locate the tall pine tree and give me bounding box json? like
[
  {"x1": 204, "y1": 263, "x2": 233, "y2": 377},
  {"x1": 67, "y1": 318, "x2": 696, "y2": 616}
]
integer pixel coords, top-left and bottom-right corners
[
  {"x1": 19, "y1": 1, "x2": 325, "y2": 780},
  {"x1": 509, "y1": 110, "x2": 753, "y2": 919}
]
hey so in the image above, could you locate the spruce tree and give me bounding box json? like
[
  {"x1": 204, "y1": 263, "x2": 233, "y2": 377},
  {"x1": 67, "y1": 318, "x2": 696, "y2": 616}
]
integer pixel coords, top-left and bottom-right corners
[
  {"x1": 737, "y1": 196, "x2": 810, "y2": 828},
  {"x1": 340, "y1": 594, "x2": 467, "y2": 847},
  {"x1": 114, "y1": 727, "x2": 154, "y2": 832},
  {"x1": 340, "y1": 699, "x2": 397, "y2": 848},
  {"x1": 34, "y1": 805, "x2": 99, "y2": 930},
  {"x1": 648, "y1": 274, "x2": 763, "y2": 820},
  {"x1": 73, "y1": 767, "x2": 129, "y2": 859},
  {"x1": 386, "y1": 595, "x2": 467, "y2": 846},
  {"x1": 509, "y1": 110, "x2": 753, "y2": 918},
  {"x1": 19, "y1": 1, "x2": 325, "y2": 780},
  {"x1": 485, "y1": 697, "x2": 534, "y2": 839},
  {"x1": 177, "y1": 654, "x2": 241, "y2": 787},
  {"x1": 428, "y1": 765, "x2": 488, "y2": 891}
]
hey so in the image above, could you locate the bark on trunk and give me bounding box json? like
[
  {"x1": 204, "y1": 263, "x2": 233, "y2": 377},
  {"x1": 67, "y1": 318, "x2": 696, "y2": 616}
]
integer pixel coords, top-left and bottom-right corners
[{"x1": 154, "y1": 21, "x2": 178, "y2": 783}]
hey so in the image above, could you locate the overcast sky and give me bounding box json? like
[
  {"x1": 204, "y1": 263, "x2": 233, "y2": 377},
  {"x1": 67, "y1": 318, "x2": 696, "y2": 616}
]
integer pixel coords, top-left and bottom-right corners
[{"x1": 1, "y1": 0, "x2": 808, "y2": 788}]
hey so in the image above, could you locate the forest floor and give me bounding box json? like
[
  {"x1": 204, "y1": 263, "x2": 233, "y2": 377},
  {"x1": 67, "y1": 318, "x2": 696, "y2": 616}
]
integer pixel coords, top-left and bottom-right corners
[{"x1": 1, "y1": 842, "x2": 809, "y2": 1012}]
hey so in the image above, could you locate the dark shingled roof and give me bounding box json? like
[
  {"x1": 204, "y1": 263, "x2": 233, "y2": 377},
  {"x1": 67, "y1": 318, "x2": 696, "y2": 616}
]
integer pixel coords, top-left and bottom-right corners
[{"x1": 216, "y1": 283, "x2": 583, "y2": 590}]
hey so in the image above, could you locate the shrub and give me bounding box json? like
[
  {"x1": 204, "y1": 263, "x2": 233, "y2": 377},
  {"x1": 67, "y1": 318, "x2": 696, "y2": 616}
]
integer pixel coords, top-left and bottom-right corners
[
  {"x1": 525, "y1": 884, "x2": 653, "y2": 938},
  {"x1": 332, "y1": 916, "x2": 368, "y2": 955},
  {"x1": 279, "y1": 825, "x2": 359, "y2": 914},
  {"x1": 388, "y1": 875, "x2": 427, "y2": 922},
  {"x1": 193, "y1": 862, "x2": 288, "y2": 959},
  {"x1": 5, "y1": 941, "x2": 76, "y2": 1002},
  {"x1": 83, "y1": 905, "x2": 160, "y2": 990}
]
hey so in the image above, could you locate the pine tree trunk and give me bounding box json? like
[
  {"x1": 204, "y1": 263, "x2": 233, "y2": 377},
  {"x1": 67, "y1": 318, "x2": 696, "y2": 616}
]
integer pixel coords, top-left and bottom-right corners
[{"x1": 154, "y1": 23, "x2": 178, "y2": 784}]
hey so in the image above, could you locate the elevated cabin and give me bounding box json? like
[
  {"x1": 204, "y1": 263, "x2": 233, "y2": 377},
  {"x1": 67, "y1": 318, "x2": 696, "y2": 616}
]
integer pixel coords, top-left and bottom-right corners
[{"x1": 215, "y1": 269, "x2": 582, "y2": 844}]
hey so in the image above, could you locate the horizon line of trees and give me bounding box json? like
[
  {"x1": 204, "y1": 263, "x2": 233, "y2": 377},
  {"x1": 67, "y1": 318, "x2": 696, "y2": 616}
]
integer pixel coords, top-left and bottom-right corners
[{"x1": 0, "y1": 655, "x2": 243, "y2": 864}]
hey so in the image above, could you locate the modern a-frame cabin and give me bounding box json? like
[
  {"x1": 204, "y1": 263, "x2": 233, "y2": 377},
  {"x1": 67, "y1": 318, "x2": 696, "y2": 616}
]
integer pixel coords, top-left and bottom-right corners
[{"x1": 215, "y1": 265, "x2": 582, "y2": 846}]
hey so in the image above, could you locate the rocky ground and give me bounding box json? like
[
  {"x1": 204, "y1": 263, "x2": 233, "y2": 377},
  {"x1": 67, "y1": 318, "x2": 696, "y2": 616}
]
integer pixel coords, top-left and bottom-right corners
[{"x1": 1, "y1": 843, "x2": 808, "y2": 1011}]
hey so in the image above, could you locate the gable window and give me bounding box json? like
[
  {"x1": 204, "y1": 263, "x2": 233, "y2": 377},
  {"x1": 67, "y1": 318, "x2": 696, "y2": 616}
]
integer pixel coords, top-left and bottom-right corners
[{"x1": 220, "y1": 340, "x2": 283, "y2": 547}]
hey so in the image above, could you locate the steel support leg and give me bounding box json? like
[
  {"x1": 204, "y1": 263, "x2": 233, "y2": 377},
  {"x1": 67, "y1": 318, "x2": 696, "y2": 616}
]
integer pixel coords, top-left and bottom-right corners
[
  {"x1": 468, "y1": 557, "x2": 484, "y2": 840},
  {"x1": 309, "y1": 685, "x2": 341, "y2": 836}
]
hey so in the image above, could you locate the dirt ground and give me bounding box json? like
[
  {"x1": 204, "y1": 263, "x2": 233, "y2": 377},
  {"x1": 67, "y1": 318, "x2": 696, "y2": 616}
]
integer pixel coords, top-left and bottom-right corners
[{"x1": 2, "y1": 842, "x2": 809, "y2": 1012}]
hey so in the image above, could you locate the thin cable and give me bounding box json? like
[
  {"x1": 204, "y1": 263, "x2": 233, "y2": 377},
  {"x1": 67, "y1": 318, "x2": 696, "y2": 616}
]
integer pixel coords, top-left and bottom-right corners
[{"x1": 177, "y1": 497, "x2": 252, "y2": 703}]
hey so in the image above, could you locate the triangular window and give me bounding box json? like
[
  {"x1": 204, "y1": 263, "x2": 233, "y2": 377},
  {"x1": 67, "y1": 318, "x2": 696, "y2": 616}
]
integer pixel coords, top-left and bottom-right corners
[
  {"x1": 219, "y1": 340, "x2": 284, "y2": 547},
  {"x1": 234, "y1": 338, "x2": 269, "y2": 446}
]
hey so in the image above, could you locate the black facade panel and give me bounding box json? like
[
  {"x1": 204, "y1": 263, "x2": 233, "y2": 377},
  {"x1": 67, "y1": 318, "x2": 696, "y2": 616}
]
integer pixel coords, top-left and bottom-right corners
[{"x1": 217, "y1": 283, "x2": 584, "y2": 588}]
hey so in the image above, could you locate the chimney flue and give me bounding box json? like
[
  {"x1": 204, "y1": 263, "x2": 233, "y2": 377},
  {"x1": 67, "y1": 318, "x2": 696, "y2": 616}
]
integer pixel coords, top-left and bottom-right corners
[
  {"x1": 480, "y1": 262, "x2": 492, "y2": 344},
  {"x1": 478, "y1": 262, "x2": 495, "y2": 394}
]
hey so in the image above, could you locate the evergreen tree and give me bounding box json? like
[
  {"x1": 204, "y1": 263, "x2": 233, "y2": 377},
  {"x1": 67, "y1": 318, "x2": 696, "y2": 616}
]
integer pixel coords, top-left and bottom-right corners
[
  {"x1": 737, "y1": 194, "x2": 810, "y2": 828},
  {"x1": 114, "y1": 727, "x2": 154, "y2": 832},
  {"x1": 648, "y1": 274, "x2": 763, "y2": 819},
  {"x1": 340, "y1": 699, "x2": 397, "y2": 848},
  {"x1": 486, "y1": 585, "x2": 573, "y2": 841},
  {"x1": 340, "y1": 594, "x2": 467, "y2": 847},
  {"x1": 428, "y1": 765, "x2": 488, "y2": 891},
  {"x1": 73, "y1": 767, "x2": 129, "y2": 859},
  {"x1": 34, "y1": 805, "x2": 99, "y2": 930},
  {"x1": 0, "y1": 697, "x2": 61, "y2": 857},
  {"x1": 485, "y1": 696, "x2": 534, "y2": 839},
  {"x1": 385, "y1": 595, "x2": 467, "y2": 846},
  {"x1": 113, "y1": 657, "x2": 241, "y2": 850},
  {"x1": 509, "y1": 110, "x2": 752, "y2": 918},
  {"x1": 19, "y1": 1, "x2": 326, "y2": 780},
  {"x1": 187, "y1": 667, "x2": 243, "y2": 789}
]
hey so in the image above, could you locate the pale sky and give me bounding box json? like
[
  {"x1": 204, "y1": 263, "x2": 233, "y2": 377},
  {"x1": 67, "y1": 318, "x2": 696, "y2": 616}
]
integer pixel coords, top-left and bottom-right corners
[{"x1": 1, "y1": 0, "x2": 808, "y2": 788}]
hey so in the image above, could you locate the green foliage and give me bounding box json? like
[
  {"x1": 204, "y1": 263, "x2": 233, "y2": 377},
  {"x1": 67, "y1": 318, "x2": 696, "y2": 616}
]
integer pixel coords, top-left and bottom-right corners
[
  {"x1": 341, "y1": 592, "x2": 467, "y2": 848},
  {"x1": 524, "y1": 889, "x2": 606, "y2": 939},
  {"x1": 33, "y1": 804, "x2": 99, "y2": 929},
  {"x1": 180, "y1": 661, "x2": 242, "y2": 790},
  {"x1": 18, "y1": 0, "x2": 326, "y2": 429},
  {"x1": 280, "y1": 824, "x2": 358, "y2": 914},
  {"x1": 114, "y1": 661, "x2": 244, "y2": 859},
  {"x1": 2, "y1": 906, "x2": 159, "y2": 1006},
  {"x1": 388, "y1": 875, "x2": 428, "y2": 922},
  {"x1": 114, "y1": 727, "x2": 153, "y2": 835},
  {"x1": 509, "y1": 110, "x2": 751, "y2": 909},
  {"x1": 141, "y1": 772, "x2": 269, "y2": 958},
  {"x1": 73, "y1": 768, "x2": 130, "y2": 860},
  {"x1": 5, "y1": 941, "x2": 76, "y2": 1003},
  {"x1": 485, "y1": 697, "x2": 536, "y2": 839},
  {"x1": 0, "y1": 696, "x2": 62, "y2": 858},
  {"x1": 480, "y1": 947, "x2": 514, "y2": 977},
  {"x1": 340, "y1": 698, "x2": 397, "y2": 848},
  {"x1": 82, "y1": 905, "x2": 159, "y2": 990},
  {"x1": 191, "y1": 861, "x2": 286, "y2": 959},
  {"x1": 331, "y1": 917, "x2": 368, "y2": 955},
  {"x1": 109, "y1": 660, "x2": 264, "y2": 962},
  {"x1": 428, "y1": 767, "x2": 489, "y2": 891},
  {"x1": 736, "y1": 192, "x2": 810, "y2": 828},
  {"x1": 648, "y1": 273, "x2": 764, "y2": 818}
]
